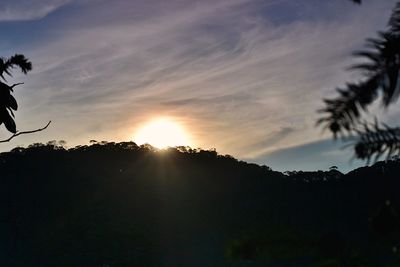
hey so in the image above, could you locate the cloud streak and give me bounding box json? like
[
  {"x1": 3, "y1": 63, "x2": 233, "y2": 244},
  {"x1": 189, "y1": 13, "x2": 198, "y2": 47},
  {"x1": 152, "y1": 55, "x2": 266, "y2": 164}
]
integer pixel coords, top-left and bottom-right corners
[
  {"x1": 0, "y1": 0, "x2": 71, "y2": 21},
  {"x1": 250, "y1": 138, "x2": 365, "y2": 173}
]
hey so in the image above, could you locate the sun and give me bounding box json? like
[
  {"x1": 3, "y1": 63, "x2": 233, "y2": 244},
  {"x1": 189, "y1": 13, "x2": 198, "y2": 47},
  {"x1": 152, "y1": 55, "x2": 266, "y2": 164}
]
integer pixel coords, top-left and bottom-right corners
[{"x1": 133, "y1": 118, "x2": 192, "y2": 149}]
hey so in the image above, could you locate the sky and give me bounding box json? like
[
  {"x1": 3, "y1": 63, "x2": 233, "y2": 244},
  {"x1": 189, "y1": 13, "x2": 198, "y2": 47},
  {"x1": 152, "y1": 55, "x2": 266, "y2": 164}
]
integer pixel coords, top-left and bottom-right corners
[{"x1": 0, "y1": 0, "x2": 398, "y2": 172}]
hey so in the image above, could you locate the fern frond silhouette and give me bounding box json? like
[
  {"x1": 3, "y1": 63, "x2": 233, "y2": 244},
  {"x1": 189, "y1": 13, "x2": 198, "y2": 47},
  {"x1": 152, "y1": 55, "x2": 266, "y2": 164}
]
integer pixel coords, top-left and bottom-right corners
[{"x1": 319, "y1": 2, "x2": 400, "y2": 161}]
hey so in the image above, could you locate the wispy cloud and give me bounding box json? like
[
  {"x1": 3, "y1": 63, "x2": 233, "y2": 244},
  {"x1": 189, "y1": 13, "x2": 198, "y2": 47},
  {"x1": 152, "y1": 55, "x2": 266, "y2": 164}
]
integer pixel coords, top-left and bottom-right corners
[
  {"x1": 0, "y1": 0, "x2": 71, "y2": 21},
  {"x1": 250, "y1": 138, "x2": 365, "y2": 173},
  {"x1": 0, "y1": 0, "x2": 398, "y2": 170}
]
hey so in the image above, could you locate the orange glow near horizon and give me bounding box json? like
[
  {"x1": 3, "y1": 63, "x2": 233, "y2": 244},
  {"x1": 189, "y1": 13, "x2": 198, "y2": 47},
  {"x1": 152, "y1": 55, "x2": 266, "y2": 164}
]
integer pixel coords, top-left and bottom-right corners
[{"x1": 133, "y1": 117, "x2": 192, "y2": 149}]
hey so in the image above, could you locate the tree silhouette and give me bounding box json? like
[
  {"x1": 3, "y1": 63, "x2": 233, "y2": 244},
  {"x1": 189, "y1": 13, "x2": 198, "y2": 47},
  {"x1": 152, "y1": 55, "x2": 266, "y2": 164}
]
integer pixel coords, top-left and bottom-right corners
[
  {"x1": 0, "y1": 54, "x2": 32, "y2": 133},
  {"x1": 318, "y1": 2, "x2": 400, "y2": 162},
  {"x1": 1, "y1": 141, "x2": 400, "y2": 266},
  {"x1": 0, "y1": 54, "x2": 50, "y2": 143}
]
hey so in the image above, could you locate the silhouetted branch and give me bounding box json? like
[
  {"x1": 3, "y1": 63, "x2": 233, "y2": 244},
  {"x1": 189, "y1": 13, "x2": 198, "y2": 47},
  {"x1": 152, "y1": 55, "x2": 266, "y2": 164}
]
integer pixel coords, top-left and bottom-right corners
[
  {"x1": 0, "y1": 54, "x2": 32, "y2": 81},
  {"x1": 318, "y1": 1, "x2": 400, "y2": 160},
  {"x1": 317, "y1": 77, "x2": 379, "y2": 137},
  {"x1": 354, "y1": 122, "x2": 400, "y2": 163},
  {"x1": 10, "y1": 82, "x2": 24, "y2": 90},
  {"x1": 389, "y1": 2, "x2": 400, "y2": 34},
  {"x1": 0, "y1": 121, "x2": 51, "y2": 143}
]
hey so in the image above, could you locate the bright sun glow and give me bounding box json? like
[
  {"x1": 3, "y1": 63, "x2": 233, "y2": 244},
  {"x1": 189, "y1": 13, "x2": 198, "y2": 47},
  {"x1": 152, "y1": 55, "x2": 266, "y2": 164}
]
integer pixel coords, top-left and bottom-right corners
[{"x1": 134, "y1": 118, "x2": 192, "y2": 149}]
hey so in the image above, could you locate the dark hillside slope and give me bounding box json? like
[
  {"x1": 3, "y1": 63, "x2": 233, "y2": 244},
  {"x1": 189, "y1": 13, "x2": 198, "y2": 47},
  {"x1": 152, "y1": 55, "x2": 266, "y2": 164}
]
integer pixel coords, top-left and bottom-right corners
[{"x1": 1, "y1": 142, "x2": 400, "y2": 266}]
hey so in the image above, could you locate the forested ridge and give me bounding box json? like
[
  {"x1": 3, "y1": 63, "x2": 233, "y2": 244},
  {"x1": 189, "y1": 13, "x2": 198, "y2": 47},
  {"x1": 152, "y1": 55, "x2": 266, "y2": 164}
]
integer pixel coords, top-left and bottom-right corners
[{"x1": 1, "y1": 141, "x2": 400, "y2": 266}]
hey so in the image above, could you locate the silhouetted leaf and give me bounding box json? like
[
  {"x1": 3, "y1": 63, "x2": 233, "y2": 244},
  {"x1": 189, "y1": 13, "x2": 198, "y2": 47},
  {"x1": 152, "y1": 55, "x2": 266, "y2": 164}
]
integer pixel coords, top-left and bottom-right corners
[
  {"x1": 0, "y1": 108, "x2": 16, "y2": 133},
  {"x1": 7, "y1": 95, "x2": 18, "y2": 110},
  {"x1": 0, "y1": 54, "x2": 31, "y2": 134}
]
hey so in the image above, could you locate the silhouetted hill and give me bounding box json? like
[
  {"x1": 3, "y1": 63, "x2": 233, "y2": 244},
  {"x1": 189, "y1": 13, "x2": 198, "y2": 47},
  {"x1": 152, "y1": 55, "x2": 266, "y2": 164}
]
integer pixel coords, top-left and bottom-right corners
[{"x1": 1, "y1": 141, "x2": 400, "y2": 266}]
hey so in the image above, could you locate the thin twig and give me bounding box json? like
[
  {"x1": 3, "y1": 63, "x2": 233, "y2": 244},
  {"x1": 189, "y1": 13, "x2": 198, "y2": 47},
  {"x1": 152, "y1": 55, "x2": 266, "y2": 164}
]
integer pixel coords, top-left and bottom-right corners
[
  {"x1": 0, "y1": 121, "x2": 51, "y2": 143},
  {"x1": 10, "y1": 82, "x2": 24, "y2": 88},
  {"x1": 9, "y1": 82, "x2": 24, "y2": 91}
]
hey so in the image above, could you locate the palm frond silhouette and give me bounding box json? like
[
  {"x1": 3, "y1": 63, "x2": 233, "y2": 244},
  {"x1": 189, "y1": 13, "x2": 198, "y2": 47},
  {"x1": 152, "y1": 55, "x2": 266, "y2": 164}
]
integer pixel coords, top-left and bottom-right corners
[
  {"x1": 319, "y1": 2, "x2": 400, "y2": 161},
  {"x1": 0, "y1": 54, "x2": 32, "y2": 133}
]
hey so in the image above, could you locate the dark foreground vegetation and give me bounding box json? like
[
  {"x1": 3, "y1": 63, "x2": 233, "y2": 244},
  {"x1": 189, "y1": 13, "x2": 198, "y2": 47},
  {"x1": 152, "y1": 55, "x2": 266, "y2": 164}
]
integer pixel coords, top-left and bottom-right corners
[{"x1": 1, "y1": 141, "x2": 400, "y2": 267}]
